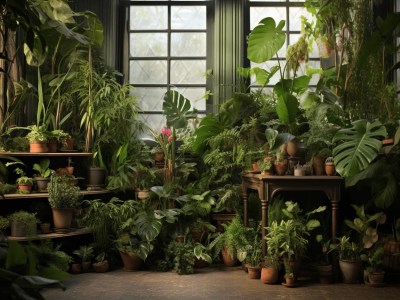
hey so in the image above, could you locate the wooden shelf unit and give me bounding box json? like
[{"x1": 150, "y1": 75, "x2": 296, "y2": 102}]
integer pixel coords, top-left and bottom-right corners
[
  {"x1": 7, "y1": 227, "x2": 91, "y2": 241},
  {"x1": 1, "y1": 189, "x2": 110, "y2": 200},
  {"x1": 0, "y1": 152, "x2": 92, "y2": 157}
]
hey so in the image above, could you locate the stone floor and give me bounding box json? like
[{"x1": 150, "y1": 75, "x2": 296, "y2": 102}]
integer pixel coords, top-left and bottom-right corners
[{"x1": 41, "y1": 265, "x2": 400, "y2": 300}]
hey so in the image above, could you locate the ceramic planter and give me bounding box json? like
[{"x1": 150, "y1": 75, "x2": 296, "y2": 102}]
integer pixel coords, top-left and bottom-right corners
[
  {"x1": 70, "y1": 263, "x2": 81, "y2": 274},
  {"x1": 313, "y1": 156, "x2": 325, "y2": 175},
  {"x1": 35, "y1": 177, "x2": 50, "y2": 192},
  {"x1": 339, "y1": 259, "x2": 362, "y2": 283},
  {"x1": 87, "y1": 167, "x2": 106, "y2": 189},
  {"x1": 52, "y1": 208, "x2": 74, "y2": 232},
  {"x1": 260, "y1": 266, "x2": 279, "y2": 284},
  {"x1": 40, "y1": 223, "x2": 51, "y2": 234},
  {"x1": 47, "y1": 139, "x2": 58, "y2": 152}
]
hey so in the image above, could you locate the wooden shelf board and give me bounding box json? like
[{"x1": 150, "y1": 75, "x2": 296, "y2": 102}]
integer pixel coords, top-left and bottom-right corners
[
  {"x1": 0, "y1": 152, "x2": 92, "y2": 157},
  {"x1": 7, "y1": 227, "x2": 91, "y2": 241},
  {"x1": 1, "y1": 189, "x2": 110, "y2": 200}
]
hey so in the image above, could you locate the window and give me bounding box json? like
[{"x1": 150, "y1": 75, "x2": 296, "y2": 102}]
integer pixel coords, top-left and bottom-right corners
[
  {"x1": 247, "y1": 1, "x2": 319, "y2": 90},
  {"x1": 128, "y1": 1, "x2": 212, "y2": 130}
]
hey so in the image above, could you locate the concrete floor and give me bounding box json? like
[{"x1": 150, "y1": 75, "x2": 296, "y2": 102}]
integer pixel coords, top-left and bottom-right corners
[{"x1": 41, "y1": 265, "x2": 400, "y2": 300}]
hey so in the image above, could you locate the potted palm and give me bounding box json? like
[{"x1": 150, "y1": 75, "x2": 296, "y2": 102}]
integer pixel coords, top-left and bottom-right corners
[
  {"x1": 32, "y1": 159, "x2": 53, "y2": 192},
  {"x1": 47, "y1": 174, "x2": 81, "y2": 232}
]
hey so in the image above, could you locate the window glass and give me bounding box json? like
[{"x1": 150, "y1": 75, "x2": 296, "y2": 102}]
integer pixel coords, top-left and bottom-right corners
[{"x1": 130, "y1": 6, "x2": 167, "y2": 30}]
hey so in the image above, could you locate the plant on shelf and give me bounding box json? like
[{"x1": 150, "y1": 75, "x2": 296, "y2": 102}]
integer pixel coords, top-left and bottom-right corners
[
  {"x1": 14, "y1": 167, "x2": 33, "y2": 193},
  {"x1": 33, "y1": 159, "x2": 53, "y2": 192},
  {"x1": 8, "y1": 210, "x2": 39, "y2": 237},
  {"x1": 73, "y1": 245, "x2": 94, "y2": 273},
  {"x1": 47, "y1": 174, "x2": 81, "y2": 231},
  {"x1": 0, "y1": 216, "x2": 8, "y2": 234},
  {"x1": 209, "y1": 216, "x2": 249, "y2": 267}
]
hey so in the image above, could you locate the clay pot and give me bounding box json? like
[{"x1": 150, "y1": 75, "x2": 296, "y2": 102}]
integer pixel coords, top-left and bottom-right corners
[
  {"x1": 221, "y1": 247, "x2": 238, "y2": 267},
  {"x1": 18, "y1": 183, "x2": 33, "y2": 193},
  {"x1": 47, "y1": 139, "x2": 58, "y2": 153},
  {"x1": 92, "y1": 260, "x2": 109, "y2": 273},
  {"x1": 30, "y1": 141, "x2": 48, "y2": 153},
  {"x1": 260, "y1": 266, "x2": 279, "y2": 284},
  {"x1": 153, "y1": 151, "x2": 164, "y2": 162},
  {"x1": 66, "y1": 166, "x2": 74, "y2": 176},
  {"x1": 286, "y1": 140, "x2": 298, "y2": 157},
  {"x1": 52, "y1": 208, "x2": 74, "y2": 232},
  {"x1": 120, "y1": 251, "x2": 143, "y2": 271},
  {"x1": 87, "y1": 167, "x2": 106, "y2": 189},
  {"x1": 274, "y1": 161, "x2": 288, "y2": 176},
  {"x1": 339, "y1": 259, "x2": 362, "y2": 283},
  {"x1": 313, "y1": 156, "x2": 325, "y2": 175},
  {"x1": 40, "y1": 223, "x2": 51, "y2": 234},
  {"x1": 247, "y1": 266, "x2": 261, "y2": 279},
  {"x1": 284, "y1": 276, "x2": 295, "y2": 285},
  {"x1": 325, "y1": 163, "x2": 336, "y2": 176}
]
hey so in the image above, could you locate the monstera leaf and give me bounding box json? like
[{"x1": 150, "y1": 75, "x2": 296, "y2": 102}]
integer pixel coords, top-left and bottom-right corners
[
  {"x1": 276, "y1": 92, "x2": 299, "y2": 125},
  {"x1": 163, "y1": 90, "x2": 196, "y2": 129},
  {"x1": 332, "y1": 120, "x2": 387, "y2": 177},
  {"x1": 247, "y1": 17, "x2": 286, "y2": 63}
]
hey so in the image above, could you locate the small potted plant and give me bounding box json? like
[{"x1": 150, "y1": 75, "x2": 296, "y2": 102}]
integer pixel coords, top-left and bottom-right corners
[
  {"x1": 92, "y1": 252, "x2": 109, "y2": 273},
  {"x1": 14, "y1": 168, "x2": 34, "y2": 193},
  {"x1": 325, "y1": 156, "x2": 336, "y2": 176},
  {"x1": 8, "y1": 210, "x2": 39, "y2": 237},
  {"x1": 47, "y1": 174, "x2": 82, "y2": 232},
  {"x1": 258, "y1": 159, "x2": 273, "y2": 175},
  {"x1": 362, "y1": 242, "x2": 385, "y2": 285},
  {"x1": 274, "y1": 152, "x2": 287, "y2": 175},
  {"x1": 48, "y1": 129, "x2": 70, "y2": 152},
  {"x1": 32, "y1": 159, "x2": 53, "y2": 192},
  {"x1": 25, "y1": 125, "x2": 49, "y2": 153},
  {"x1": 73, "y1": 245, "x2": 94, "y2": 272}
]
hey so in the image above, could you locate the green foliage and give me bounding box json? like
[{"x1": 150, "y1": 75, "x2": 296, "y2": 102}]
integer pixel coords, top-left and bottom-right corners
[
  {"x1": 47, "y1": 175, "x2": 81, "y2": 208},
  {"x1": 209, "y1": 216, "x2": 249, "y2": 261},
  {"x1": 73, "y1": 245, "x2": 94, "y2": 263},
  {"x1": 8, "y1": 211, "x2": 39, "y2": 234},
  {"x1": 163, "y1": 91, "x2": 197, "y2": 130},
  {"x1": 0, "y1": 216, "x2": 9, "y2": 232},
  {"x1": 165, "y1": 241, "x2": 195, "y2": 275},
  {"x1": 14, "y1": 168, "x2": 33, "y2": 185},
  {"x1": 32, "y1": 159, "x2": 52, "y2": 178},
  {"x1": 25, "y1": 125, "x2": 48, "y2": 143},
  {"x1": 332, "y1": 119, "x2": 387, "y2": 177},
  {"x1": 361, "y1": 244, "x2": 385, "y2": 273},
  {"x1": 329, "y1": 236, "x2": 362, "y2": 261}
]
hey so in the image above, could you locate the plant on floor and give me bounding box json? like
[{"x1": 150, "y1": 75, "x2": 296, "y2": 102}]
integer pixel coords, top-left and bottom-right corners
[
  {"x1": 165, "y1": 240, "x2": 195, "y2": 275},
  {"x1": 209, "y1": 216, "x2": 250, "y2": 264},
  {"x1": 73, "y1": 245, "x2": 94, "y2": 265}
]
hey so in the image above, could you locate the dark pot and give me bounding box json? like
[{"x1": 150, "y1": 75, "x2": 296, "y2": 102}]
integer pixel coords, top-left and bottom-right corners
[
  {"x1": 120, "y1": 251, "x2": 142, "y2": 271},
  {"x1": 35, "y1": 177, "x2": 50, "y2": 192},
  {"x1": 87, "y1": 167, "x2": 106, "y2": 189}
]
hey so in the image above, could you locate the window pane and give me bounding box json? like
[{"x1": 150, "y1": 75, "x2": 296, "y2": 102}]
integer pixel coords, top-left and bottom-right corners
[
  {"x1": 170, "y1": 60, "x2": 206, "y2": 84},
  {"x1": 132, "y1": 87, "x2": 167, "y2": 111},
  {"x1": 130, "y1": 6, "x2": 167, "y2": 30},
  {"x1": 289, "y1": 7, "x2": 313, "y2": 31},
  {"x1": 130, "y1": 33, "x2": 168, "y2": 57},
  {"x1": 250, "y1": 7, "x2": 286, "y2": 30},
  {"x1": 171, "y1": 6, "x2": 206, "y2": 29},
  {"x1": 139, "y1": 114, "x2": 167, "y2": 134},
  {"x1": 171, "y1": 33, "x2": 206, "y2": 57},
  {"x1": 130, "y1": 60, "x2": 168, "y2": 84},
  {"x1": 172, "y1": 87, "x2": 207, "y2": 111}
]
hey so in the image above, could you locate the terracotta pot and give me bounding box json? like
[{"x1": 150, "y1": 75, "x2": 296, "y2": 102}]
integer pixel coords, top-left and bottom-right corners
[
  {"x1": 247, "y1": 266, "x2": 261, "y2": 279},
  {"x1": 221, "y1": 247, "x2": 238, "y2": 267},
  {"x1": 30, "y1": 141, "x2": 48, "y2": 153},
  {"x1": 40, "y1": 223, "x2": 51, "y2": 234},
  {"x1": 153, "y1": 151, "x2": 164, "y2": 162},
  {"x1": 313, "y1": 156, "x2": 325, "y2": 175},
  {"x1": 35, "y1": 177, "x2": 50, "y2": 192},
  {"x1": 66, "y1": 166, "x2": 74, "y2": 176},
  {"x1": 18, "y1": 183, "x2": 32, "y2": 193},
  {"x1": 339, "y1": 259, "x2": 363, "y2": 283},
  {"x1": 260, "y1": 266, "x2": 279, "y2": 284},
  {"x1": 52, "y1": 208, "x2": 74, "y2": 231},
  {"x1": 62, "y1": 137, "x2": 75, "y2": 150},
  {"x1": 285, "y1": 277, "x2": 295, "y2": 285},
  {"x1": 70, "y1": 263, "x2": 81, "y2": 274},
  {"x1": 92, "y1": 260, "x2": 109, "y2": 273},
  {"x1": 137, "y1": 189, "x2": 150, "y2": 200},
  {"x1": 286, "y1": 140, "x2": 298, "y2": 157},
  {"x1": 325, "y1": 163, "x2": 336, "y2": 176},
  {"x1": 120, "y1": 251, "x2": 143, "y2": 271},
  {"x1": 368, "y1": 271, "x2": 385, "y2": 284},
  {"x1": 383, "y1": 240, "x2": 400, "y2": 272},
  {"x1": 274, "y1": 161, "x2": 288, "y2": 176},
  {"x1": 47, "y1": 139, "x2": 58, "y2": 153},
  {"x1": 252, "y1": 162, "x2": 260, "y2": 172}
]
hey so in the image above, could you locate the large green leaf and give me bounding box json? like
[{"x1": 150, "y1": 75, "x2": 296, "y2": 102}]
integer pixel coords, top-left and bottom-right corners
[
  {"x1": 276, "y1": 92, "x2": 299, "y2": 124},
  {"x1": 135, "y1": 211, "x2": 162, "y2": 242},
  {"x1": 192, "y1": 115, "x2": 224, "y2": 153},
  {"x1": 332, "y1": 120, "x2": 387, "y2": 177},
  {"x1": 163, "y1": 90, "x2": 195, "y2": 129},
  {"x1": 247, "y1": 17, "x2": 286, "y2": 63}
]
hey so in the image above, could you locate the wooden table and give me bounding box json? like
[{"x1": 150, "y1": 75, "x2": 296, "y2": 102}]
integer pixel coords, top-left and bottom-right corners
[{"x1": 241, "y1": 174, "x2": 343, "y2": 256}]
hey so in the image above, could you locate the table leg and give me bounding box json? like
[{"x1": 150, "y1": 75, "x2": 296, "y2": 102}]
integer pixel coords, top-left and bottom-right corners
[
  {"x1": 261, "y1": 199, "x2": 268, "y2": 256},
  {"x1": 243, "y1": 188, "x2": 249, "y2": 227}
]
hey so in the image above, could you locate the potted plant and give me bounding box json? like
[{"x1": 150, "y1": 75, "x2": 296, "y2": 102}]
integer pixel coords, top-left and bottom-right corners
[
  {"x1": 32, "y1": 159, "x2": 53, "y2": 192},
  {"x1": 92, "y1": 252, "x2": 109, "y2": 273},
  {"x1": 8, "y1": 210, "x2": 39, "y2": 237},
  {"x1": 315, "y1": 236, "x2": 333, "y2": 284},
  {"x1": 165, "y1": 240, "x2": 196, "y2": 275},
  {"x1": 14, "y1": 168, "x2": 34, "y2": 193},
  {"x1": 273, "y1": 152, "x2": 287, "y2": 176},
  {"x1": 48, "y1": 130, "x2": 70, "y2": 152},
  {"x1": 193, "y1": 240, "x2": 213, "y2": 268},
  {"x1": 73, "y1": 245, "x2": 94, "y2": 273},
  {"x1": 383, "y1": 218, "x2": 400, "y2": 273},
  {"x1": 362, "y1": 242, "x2": 385, "y2": 285},
  {"x1": 244, "y1": 226, "x2": 263, "y2": 279},
  {"x1": 324, "y1": 156, "x2": 336, "y2": 176},
  {"x1": 151, "y1": 146, "x2": 164, "y2": 162},
  {"x1": 209, "y1": 216, "x2": 249, "y2": 267},
  {"x1": 25, "y1": 125, "x2": 49, "y2": 153},
  {"x1": 134, "y1": 164, "x2": 156, "y2": 200},
  {"x1": 258, "y1": 159, "x2": 274, "y2": 176},
  {"x1": 262, "y1": 221, "x2": 283, "y2": 284},
  {"x1": 47, "y1": 174, "x2": 81, "y2": 232}
]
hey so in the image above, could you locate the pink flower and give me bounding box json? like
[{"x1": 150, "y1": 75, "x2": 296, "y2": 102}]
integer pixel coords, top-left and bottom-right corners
[
  {"x1": 161, "y1": 127, "x2": 172, "y2": 136},
  {"x1": 168, "y1": 135, "x2": 173, "y2": 142}
]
